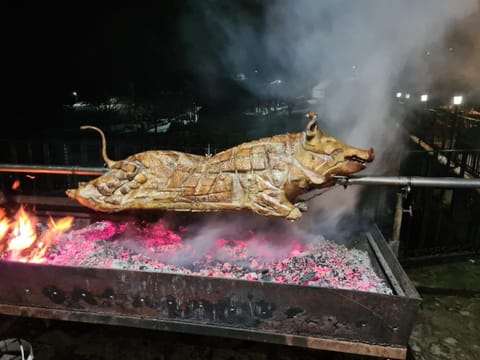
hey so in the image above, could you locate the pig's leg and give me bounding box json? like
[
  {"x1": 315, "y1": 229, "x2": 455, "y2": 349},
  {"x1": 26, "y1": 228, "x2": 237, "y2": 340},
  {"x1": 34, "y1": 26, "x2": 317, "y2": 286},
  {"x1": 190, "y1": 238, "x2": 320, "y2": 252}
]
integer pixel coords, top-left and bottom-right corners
[
  {"x1": 294, "y1": 201, "x2": 308, "y2": 213},
  {"x1": 250, "y1": 190, "x2": 302, "y2": 220}
]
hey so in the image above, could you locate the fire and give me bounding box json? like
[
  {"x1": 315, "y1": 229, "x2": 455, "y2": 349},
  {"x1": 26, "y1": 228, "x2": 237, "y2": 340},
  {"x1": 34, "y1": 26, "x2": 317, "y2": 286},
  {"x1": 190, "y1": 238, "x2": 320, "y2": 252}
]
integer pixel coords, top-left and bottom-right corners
[
  {"x1": 0, "y1": 209, "x2": 9, "y2": 240},
  {"x1": 0, "y1": 209, "x2": 393, "y2": 294},
  {"x1": 0, "y1": 205, "x2": 73, "y2": 263},
  {"x1": 11, "y1": 179, "x2": 21, "y2": 190}
]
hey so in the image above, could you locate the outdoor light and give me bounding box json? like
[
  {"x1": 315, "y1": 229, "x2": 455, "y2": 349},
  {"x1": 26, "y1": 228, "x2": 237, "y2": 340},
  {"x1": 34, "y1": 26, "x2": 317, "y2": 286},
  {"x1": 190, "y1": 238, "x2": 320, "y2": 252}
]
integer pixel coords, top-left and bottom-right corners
[
  {"x1": 405, "y1": 93, "x2": 410, "y2": 99},
  {"x1": 453, "y1": 96, "x2": 463, "y2": 105},
  {"x1": 396, "y1": 92, "x2": 402, "y2": 98},
  {"x1": 420, "y1": 94, "x2": 428, "y2": 102}
]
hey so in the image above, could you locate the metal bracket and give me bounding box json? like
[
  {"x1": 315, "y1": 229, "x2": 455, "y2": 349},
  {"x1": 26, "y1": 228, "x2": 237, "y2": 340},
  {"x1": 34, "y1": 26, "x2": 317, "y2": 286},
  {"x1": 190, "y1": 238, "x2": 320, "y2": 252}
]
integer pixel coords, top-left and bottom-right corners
[
  {"x1": 403, "y1": 205, "x2": 413, "y2": 217},
  {"x1": 399, "y1": 185, "x2": 411, "y2": 199},
  {"x1": 335, "y1": 176, "x2": 349, "y2": 189},
  {"x1": 399, "y1": 186, "x2": 413, "y2": 216}
]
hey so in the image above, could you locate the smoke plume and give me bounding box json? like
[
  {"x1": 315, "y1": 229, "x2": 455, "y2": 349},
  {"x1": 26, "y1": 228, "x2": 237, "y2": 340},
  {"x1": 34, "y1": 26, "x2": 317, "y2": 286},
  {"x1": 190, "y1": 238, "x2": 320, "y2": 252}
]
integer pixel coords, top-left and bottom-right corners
[{"x1": 179, "y1": 0, "x2": 478, "y2": 235}]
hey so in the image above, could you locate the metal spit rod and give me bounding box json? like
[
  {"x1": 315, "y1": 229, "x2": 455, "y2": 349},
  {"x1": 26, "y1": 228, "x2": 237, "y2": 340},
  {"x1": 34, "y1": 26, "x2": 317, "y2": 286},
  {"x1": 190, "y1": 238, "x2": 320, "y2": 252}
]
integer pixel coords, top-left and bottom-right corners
[
  {"x1": 0, "y1": 164, "x2": 107, "y2": 176},
  {"x1": 0, "y1": 164, "x2": 479, "y2": 188},
  {"x1": 334, "y1": 175, "x2": 480, "y2": 189}
]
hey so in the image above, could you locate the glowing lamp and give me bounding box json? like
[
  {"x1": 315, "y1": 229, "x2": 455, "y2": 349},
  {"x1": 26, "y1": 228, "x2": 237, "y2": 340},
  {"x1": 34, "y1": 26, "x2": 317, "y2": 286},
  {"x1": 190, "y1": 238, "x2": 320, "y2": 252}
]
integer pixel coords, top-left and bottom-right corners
[{"x1": 453, "y1": 96, "x2": 463, "y2": 105}]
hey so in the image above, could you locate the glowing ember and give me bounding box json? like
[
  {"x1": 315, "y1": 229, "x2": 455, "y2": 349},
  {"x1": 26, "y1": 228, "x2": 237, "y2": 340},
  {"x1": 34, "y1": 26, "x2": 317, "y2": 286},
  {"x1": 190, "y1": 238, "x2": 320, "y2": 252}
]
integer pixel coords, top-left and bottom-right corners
[
  {"x1": 0, "y1": 206, "x2": 73, "y2": 263},
  {"x1": 53, "y1": 221, "x2": 391, "y2": 295},
  {"x1": 0, "y1": 207, "x2": 392, "y2": 295}
]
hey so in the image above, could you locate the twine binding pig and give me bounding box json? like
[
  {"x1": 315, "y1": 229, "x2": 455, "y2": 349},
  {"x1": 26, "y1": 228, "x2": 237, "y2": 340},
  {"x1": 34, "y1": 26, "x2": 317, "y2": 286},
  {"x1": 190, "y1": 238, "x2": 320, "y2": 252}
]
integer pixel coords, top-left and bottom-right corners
[{"x1": 66, "y1": 112, "x2": 374, "y2": 221}]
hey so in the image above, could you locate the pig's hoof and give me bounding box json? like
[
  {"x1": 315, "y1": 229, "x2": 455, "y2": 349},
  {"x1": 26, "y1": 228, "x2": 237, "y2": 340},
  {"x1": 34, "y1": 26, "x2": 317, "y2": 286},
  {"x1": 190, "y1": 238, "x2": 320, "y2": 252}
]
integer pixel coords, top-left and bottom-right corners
[
  {"x1": 287, "y1": 208, "x2": 302, "y2": 221},
  {"x1": 294, "y1": 201, "x2": 308, "y2": 212}
]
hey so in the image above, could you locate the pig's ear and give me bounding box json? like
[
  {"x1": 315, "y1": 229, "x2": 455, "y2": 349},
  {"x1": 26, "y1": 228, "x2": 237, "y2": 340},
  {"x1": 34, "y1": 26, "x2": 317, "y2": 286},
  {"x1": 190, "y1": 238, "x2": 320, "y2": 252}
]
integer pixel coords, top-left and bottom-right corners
[{"x1": 305, "y1": 112, "x2": 321, "y2": 140}]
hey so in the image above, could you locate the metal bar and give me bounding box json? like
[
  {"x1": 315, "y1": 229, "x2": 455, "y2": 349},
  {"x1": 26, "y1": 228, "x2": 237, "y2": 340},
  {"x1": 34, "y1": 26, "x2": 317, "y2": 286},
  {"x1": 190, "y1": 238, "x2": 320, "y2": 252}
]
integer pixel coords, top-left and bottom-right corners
[
  {"x1": 366, "y1": 232, "x2": 405, "y2": 297},
  {"x1": 335, "y1": 176, "x2": 480, "y2": 189},
  {"x1": 367, "y1": 224, "x2": 421, "y2": 299},
  {"x1": 0, "y1": 164, "x2": 106, "y2": 176},
  {"x1": 407, "y1": 149, "x2": 480, "y2": 153},
  {"x1": 1, "y1": 163, "x2": 478, "y2": 188},
  {"x1": 390, "y1": 192, "x2": 403, "y2": 256},
  {"x1": 409, "y1": 134, "x2": 477, "y2": 179}
]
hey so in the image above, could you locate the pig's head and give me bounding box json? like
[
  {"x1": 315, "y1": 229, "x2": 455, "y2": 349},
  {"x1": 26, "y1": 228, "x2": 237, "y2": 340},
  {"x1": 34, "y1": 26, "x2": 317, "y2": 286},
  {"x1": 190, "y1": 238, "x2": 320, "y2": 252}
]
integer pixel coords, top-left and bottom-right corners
[{"x1": 295, "y1": 112, "x2": 375, "y2": 186}]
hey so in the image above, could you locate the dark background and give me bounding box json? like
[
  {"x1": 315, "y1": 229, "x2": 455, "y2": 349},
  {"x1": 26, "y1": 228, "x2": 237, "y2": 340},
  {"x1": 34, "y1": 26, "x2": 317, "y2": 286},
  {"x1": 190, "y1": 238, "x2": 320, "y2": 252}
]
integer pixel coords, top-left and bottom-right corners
[
  {"x1": 6, "y1": 2, "x2": 274, "y2": 134},
  {"x1": 5, "y1": 1, "x2": 480, "y2": 136},
  {"x1": 7, "y1": 4, "x2": 189, "y2": 129}
]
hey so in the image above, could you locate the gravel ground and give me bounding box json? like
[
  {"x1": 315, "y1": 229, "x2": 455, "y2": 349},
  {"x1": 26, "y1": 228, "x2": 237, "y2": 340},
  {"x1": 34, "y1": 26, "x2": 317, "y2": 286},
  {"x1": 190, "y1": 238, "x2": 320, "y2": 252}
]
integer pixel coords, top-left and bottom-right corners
[{"x1": 406, "y1": 256, "x2": 480, "y2": 360}]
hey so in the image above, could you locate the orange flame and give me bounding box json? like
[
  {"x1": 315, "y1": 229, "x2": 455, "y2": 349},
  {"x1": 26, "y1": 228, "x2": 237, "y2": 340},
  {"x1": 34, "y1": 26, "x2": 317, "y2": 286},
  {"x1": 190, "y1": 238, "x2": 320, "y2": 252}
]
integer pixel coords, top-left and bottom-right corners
[
  {"x1": 0, "y1": 209, "x2": 9, "y2": 240},
  {"x1": 0, "y1": 205, "x2": 73, "y2": 263},
  {"x1": 11, "y1": 179, "x2": 21, "y2": 190}
]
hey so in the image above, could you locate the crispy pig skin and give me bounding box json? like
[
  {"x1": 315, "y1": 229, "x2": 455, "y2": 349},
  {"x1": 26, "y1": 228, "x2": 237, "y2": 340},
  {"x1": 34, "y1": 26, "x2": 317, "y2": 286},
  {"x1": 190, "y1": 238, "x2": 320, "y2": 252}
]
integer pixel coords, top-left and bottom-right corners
[{"x1": 66, "y1": 112, "x2": 374, "y2": 220}]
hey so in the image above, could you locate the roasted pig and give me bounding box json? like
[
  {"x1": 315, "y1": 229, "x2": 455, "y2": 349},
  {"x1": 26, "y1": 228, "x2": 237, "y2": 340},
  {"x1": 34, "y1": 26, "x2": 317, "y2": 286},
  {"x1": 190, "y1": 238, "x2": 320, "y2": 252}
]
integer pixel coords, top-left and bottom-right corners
[{"x1": 66, "y1": 112, "x2": 374, "y2": 220}]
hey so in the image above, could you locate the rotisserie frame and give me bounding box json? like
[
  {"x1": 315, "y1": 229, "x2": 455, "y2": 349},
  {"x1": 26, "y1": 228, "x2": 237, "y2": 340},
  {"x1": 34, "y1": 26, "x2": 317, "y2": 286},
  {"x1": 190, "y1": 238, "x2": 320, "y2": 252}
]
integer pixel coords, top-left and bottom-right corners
[{"x1": 0, "y1": 222, "x2": 420, "y2": 360}]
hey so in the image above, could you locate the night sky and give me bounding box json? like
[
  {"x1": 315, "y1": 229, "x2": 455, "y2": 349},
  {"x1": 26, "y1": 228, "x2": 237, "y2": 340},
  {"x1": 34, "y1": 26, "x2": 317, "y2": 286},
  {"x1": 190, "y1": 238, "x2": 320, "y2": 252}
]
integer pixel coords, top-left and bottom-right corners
[
  {"x1": 5, "y1": 1, "x2": 480, "y2": 135},
  {"x1": 7, "y1": 4, "x2": 190, "y2": 104},
  {"x1": 6, "y1": 2, "x2": 277, "y2": 132}
]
